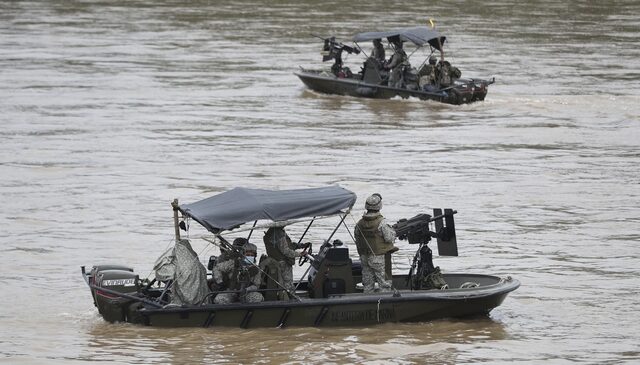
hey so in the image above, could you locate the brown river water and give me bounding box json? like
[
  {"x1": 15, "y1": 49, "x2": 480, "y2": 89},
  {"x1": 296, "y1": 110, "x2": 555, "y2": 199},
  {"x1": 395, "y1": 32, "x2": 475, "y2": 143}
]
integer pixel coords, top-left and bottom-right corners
[{"x1": 1, "y1": 0, "x2": 639, "y2": 364}]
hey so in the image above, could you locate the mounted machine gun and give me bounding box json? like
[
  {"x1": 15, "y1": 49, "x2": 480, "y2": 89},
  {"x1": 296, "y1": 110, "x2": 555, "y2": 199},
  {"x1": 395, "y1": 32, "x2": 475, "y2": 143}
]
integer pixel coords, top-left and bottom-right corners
[
  {"x1": 313, "y1": 35, "x2": 360, "y2": 77},
  {"x1": 393, "y1": 209, "x2": 458, "y2": 290}
]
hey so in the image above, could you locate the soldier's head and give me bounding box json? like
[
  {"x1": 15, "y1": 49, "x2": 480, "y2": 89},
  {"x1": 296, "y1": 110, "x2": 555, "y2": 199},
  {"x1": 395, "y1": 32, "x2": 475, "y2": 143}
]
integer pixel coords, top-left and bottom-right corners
[
  {"x1": 373, "y1": 38, "x2": 382, "y2": 45},
  {"x1": 387, "y1": 36, "x2": 402, "y2": 49},
  {"x1": 365, "y1": 193, "x2": 383, "y2": 212},
  {"x1": 233, "y1": 237, "x2": 248, "y2": 249},
  {"x1": 429, "y1": 55, "x2": 437, "y2": 65},
  {"x1": 264, "y1": 226, "x2": 288, "y2": 245},
  {"x1": 242, "y1": 242, "x2": 258, "y2": 263}
]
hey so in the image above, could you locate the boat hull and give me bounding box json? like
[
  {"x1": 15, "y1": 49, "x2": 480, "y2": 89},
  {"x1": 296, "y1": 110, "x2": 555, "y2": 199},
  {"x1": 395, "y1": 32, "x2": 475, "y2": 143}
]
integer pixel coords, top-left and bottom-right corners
[
  {"x1": 91, "y1": 273, "x2": 519, "y2": 328},
  {"x1": 295, "y1": 70, "x2": 491, "y2": 105}
]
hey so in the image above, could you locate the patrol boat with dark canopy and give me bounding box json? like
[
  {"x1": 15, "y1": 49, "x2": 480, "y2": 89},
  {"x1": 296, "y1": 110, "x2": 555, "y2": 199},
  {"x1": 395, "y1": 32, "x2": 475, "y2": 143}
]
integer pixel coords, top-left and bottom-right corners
[
  {"x1": 295, "y1": 26, "x2": 494, "y2": 105},
  {"x1": 83, "y1": 186, "x2": 518, "y2": 328}
]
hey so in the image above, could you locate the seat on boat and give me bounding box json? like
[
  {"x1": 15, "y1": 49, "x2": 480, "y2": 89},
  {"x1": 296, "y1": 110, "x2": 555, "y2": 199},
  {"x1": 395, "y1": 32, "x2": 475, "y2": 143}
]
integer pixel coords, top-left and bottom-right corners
[
  {"x1": 307, "y1": 242, "x2": 355, "y2": 298},
  {"x1": 361, "y1": 58, "x2": 385, "y2": 85}
]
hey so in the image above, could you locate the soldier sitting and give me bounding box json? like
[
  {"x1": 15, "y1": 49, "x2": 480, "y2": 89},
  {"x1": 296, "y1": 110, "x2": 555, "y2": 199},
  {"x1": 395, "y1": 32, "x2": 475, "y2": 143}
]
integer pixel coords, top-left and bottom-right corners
[
  {"x1": 418, "y1": 56, "x2": 439, "y2": 91},
  {"x1": 211, "y1": 238, "x2": 264, "y2": 304},
  {"x1": 435, "y1": 60, "x2": 462, "y2": 88}
]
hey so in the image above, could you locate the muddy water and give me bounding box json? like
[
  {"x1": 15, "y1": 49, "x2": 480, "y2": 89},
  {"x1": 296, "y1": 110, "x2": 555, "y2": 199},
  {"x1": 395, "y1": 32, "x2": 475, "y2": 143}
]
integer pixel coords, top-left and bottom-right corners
[{"x1": 1, "y1": 0, "x2": 639, "y2": 363}]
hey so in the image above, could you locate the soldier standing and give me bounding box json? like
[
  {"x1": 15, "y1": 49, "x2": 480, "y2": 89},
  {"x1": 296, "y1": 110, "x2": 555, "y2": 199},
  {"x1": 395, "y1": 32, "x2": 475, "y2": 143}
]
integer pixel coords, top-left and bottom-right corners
[
  {"x1": 354, "y1": 193, "x2": 397, "y2": 293},
  {"x1": 371, "y1": 38, "x2": 386, "y2": 64},
  {"x1": 385, "y1": 40, "x2": 408, "y2": 88},
  {"x1": 212, "y1": 239, "x2": 264, "y2": 304},
  {"x1": 263, "y1": 227, "x2": 306, "y2": 297}
]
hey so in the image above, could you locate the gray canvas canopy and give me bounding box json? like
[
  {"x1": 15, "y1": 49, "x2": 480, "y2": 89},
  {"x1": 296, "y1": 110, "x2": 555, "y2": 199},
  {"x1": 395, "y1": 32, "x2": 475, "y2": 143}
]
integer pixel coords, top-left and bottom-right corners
[
  {"x1": 353, "y1": 26, "x2": 446, "y2": 51},
  {"x1": 179, "y1": 186, "x2": 357, "y2": 233}
]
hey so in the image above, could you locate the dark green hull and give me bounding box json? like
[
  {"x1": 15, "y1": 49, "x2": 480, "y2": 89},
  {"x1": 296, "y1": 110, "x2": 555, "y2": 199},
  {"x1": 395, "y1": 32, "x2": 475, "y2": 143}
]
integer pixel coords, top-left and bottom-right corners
[
  {"x1": 295, "y1": 70, "x2": 492, "y2": 105},
  {"x1": 88, "y1": 271, "x2": 519, "y2": 328}
]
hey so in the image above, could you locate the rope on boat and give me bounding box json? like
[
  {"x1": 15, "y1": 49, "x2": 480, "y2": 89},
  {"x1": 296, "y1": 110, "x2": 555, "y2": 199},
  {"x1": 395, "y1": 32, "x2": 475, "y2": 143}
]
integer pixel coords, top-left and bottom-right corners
[
  {"x1": 499, "y1": 276, "x2": 513, "y2": 283},
  {"x1": 460, "y1": 282, "x2": 478, "y2": 289}
]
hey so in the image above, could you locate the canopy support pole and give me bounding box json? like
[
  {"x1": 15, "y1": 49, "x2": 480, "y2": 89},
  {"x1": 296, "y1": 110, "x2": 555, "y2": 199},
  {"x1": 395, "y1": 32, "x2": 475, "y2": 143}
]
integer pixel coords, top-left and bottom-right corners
[
  {"x1": 326, "y1": 210, "x2": 349, "y2": 243},
  {"x1": 296, "y1": 217, "x2": 315, "y2": 246},
  {"x1": 246, "y1": 220, "x2": 258, "y2": 241},
  {"x1": 172, "y1": 199, "x2": 180, "y2": 242},
  {"x1": 436, "y1": 36, "x2": 445, "y2": 62}
]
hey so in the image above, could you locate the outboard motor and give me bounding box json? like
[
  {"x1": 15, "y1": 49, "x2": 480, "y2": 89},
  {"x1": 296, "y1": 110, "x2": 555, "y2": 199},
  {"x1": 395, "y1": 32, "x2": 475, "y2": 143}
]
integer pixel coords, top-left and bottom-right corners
[
  {"x1": 89, "y1": 265, "x2": 140, "y2": 323},
  {"x1": 307, "y1": 240, "x2": 355, "y2": 298}
]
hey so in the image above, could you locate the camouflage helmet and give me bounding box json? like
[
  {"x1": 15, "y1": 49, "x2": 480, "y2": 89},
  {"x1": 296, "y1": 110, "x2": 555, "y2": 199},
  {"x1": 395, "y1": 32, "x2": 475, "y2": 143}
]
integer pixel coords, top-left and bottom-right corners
[
  {"x1": 264, "y1": 226, "x2": 289, "y2": 246},
  {"x1": 233, "y1": 237, "x2": 248, "y2": 248},
  {"x1": 429, "y1": 55, "x2": 437, "y2": 65},
  {"x1": 243, "y1": 242, "x2": 258, "y2": 256},
  {"x1": 365, "y1": 193, "x2": 382, "y2": 211}
]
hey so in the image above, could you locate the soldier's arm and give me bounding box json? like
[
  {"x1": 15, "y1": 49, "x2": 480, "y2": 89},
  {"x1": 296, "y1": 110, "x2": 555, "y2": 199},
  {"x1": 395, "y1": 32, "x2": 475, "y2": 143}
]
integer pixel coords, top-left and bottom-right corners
[
  {"x1": 379, "y1": 219, "x2": 397, "y2": 244},
  {"x1": 212, "y1": 260, "x2": 231, "y2": 285},
  {"x1": 250, "y1": 270, "x2": 262, "y2": 288},
  {"x1": 277, "y1": 238, "x2": 300, "y2": 259},
  {"x1": 387, "y1": 54, "x2": 399, "y2": 68}
]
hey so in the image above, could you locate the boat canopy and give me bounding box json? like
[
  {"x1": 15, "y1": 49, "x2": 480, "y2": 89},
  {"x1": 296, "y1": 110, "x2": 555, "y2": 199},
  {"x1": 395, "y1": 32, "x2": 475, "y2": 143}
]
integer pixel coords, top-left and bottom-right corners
[
  {"x1": 179, "y1": 186, "x2": 357, "y2": 233},
  {"x1": 352, "y1": 26, "x2": 446, "y2": 51}
]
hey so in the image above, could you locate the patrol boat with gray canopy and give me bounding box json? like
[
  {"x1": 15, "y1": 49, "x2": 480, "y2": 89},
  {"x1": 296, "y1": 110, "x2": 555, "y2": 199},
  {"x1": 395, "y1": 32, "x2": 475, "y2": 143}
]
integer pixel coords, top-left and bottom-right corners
[
  {"x1": 82, "y1": 186, "x2": 519, "y2": 328},
  {"x1": 295, "y1": 25, "x2": 494, "y2": 105}
]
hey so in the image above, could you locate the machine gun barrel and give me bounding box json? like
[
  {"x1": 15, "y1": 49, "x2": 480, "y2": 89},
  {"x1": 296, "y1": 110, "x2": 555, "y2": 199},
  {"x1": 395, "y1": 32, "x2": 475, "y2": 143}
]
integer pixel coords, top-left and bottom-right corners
[{"x1": 311, "y1": 33, "x2": 330, "y2": 41}]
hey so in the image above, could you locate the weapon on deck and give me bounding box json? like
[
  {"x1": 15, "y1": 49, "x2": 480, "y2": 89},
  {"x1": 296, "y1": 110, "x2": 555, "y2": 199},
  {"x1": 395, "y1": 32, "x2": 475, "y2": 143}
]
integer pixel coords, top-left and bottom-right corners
[
  {"x1": 393, "y1": 209, "x2": 458, "y2": 256},
  {"x1": 312, "y1": 34, "x2": 360, "y2": 62},
  {"x1": 393, "y1": 209, "x2": 458, "y2": 290}
]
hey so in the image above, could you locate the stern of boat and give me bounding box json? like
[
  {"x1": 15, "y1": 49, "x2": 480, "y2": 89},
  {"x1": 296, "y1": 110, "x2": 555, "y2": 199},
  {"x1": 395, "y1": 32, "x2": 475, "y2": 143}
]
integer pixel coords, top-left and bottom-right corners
[
  {"x1": 82, "y1": 265, "x2": 144, "y2": 323},
  {"x1": 449, "y1": 77, "x2": 494, "y2": 104}
]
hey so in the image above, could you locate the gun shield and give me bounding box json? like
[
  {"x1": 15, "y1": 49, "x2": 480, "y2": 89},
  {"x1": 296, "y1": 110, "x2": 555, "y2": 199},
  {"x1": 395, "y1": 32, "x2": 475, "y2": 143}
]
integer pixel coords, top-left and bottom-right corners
[{"x1": 434, "y1": 208, "x2": 458, "y2": 256}]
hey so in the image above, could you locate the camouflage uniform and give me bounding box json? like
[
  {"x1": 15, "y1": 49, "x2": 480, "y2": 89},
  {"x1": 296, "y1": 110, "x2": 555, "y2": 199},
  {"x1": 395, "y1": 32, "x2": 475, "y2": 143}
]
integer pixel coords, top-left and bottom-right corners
[
  {"x1": 436, "y1": 60, "x2": 461, "y2": 88},
  {"x1": 371, "y1": 39, "x2": 385, "y2": 63},
  {"x1": 212, "y1": 254, "x2": 263, "y2": 304},
  {"x1": 354, "y1": 194, "x2": 397, "y2": 294},
  {"x1": 386, "y1": 44, "x2": 408, "y2": 88},
  {"x1": 276, "y1": 260, "x2": 294, "y2": 294},
  {"x1": 263, "y1": 227, "x2": 301, "y2": 294},
  {"x1": 418, "y1": 56, "x2": 438, "y2": 90},
  {"x1": 359, "y1": 254, "x2": 389, "y2": 293}
]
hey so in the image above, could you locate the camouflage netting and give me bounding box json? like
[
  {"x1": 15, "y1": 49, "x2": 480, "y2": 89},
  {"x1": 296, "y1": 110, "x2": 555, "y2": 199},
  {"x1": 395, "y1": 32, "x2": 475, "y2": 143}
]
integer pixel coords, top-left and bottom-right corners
[{"x1": 154, "y1": 239, "x2": 209, "y2": 306}]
